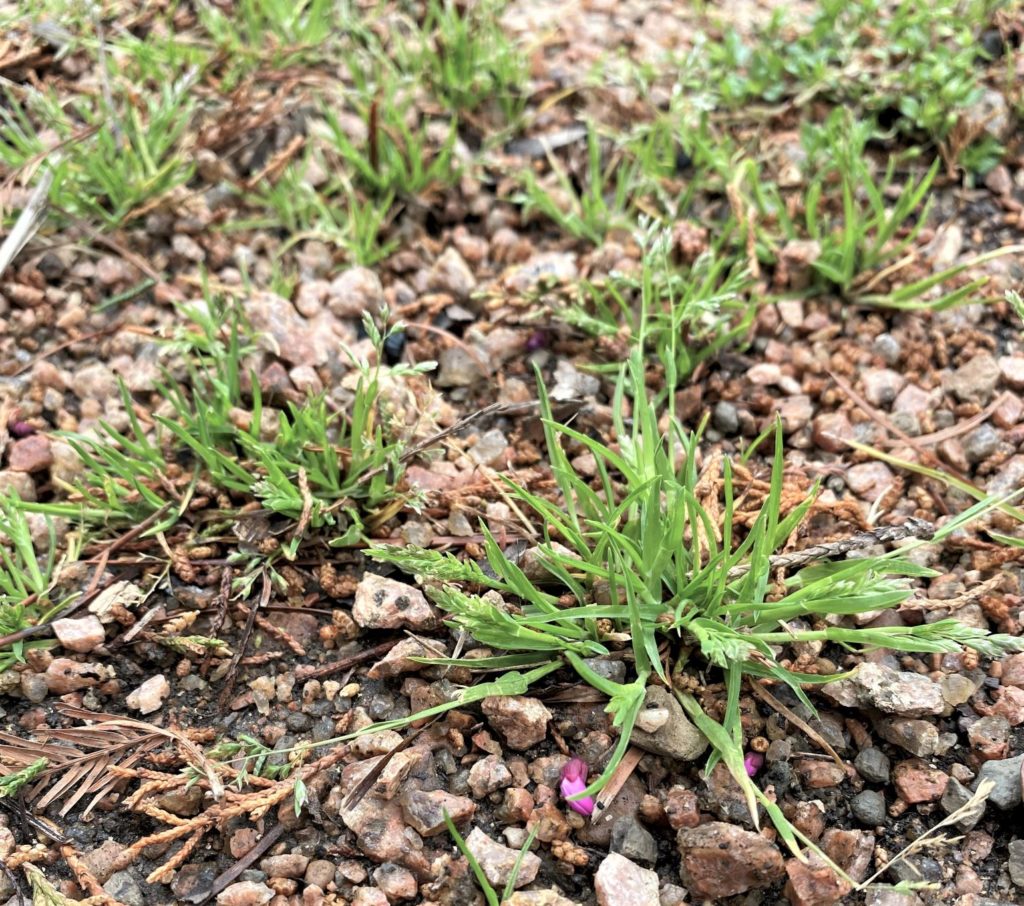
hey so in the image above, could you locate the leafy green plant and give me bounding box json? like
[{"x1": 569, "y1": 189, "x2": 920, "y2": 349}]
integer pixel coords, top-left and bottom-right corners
[
  {"x1": 26, "y1": 302, "x2": 432, "y2": 548},
  {"x1": 561, "y1": 221, "x2": 755, "y2": 383},
  {"x1": 0, "y1": 495, "x2": 79, "y2": 671},
  {"x1": 801, "y1": 111, "x2": 940, "y2": 295},
  {"x1": 339, "y1": 231, "x2": 1023, "y2": 852},
  {"x1": 323, "y1": 96, "x2": 461, "y2": 199},
  {"x1": 514, "y1": 125, "x2": 650, "y2": 244},
  {"x1": 394, "y1": 0, "x2": 528, "y2": 123}
]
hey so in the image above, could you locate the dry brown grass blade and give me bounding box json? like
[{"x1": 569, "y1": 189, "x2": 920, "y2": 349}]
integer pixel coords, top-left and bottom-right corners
[{"x1": 0, "y1": 704, "x2": 223, "y2": 817}]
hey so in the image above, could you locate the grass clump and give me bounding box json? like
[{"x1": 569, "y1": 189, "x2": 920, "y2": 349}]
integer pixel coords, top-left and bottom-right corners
[
  {"x1": 348, "y1": 227, "x2": 1023, "y2": 857},
  {"x1": 0, "y1": 496, "x2": 79, "y2": 671},
  {"x1": 26, "y1": 303, "x2": 431, "y2": 554}
]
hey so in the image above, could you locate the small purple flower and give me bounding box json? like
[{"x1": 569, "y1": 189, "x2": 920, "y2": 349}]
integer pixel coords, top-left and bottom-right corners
[
  {"x1": 560, "y1": 757, "x2": 595, "y2": 816},
  {"x1": 744, "y1": 752, "x2": 764, "y2": 777},
  {"x1": 8, "y1": 421, "x2": 35, "y2": 438},
  {"x1": 525, "y1": 329, "x2": 549, "y2": 352}
]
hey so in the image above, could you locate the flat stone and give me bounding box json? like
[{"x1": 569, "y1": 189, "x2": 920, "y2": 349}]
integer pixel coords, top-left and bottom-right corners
[
  {"x1": 465, "y1": 828, "x2": 540, "y2": 890},
  {"x1": 216, "y1": 881, "x2": 274, "y2": 906},
  {"x1": 126, "y1": 674, "x2": 170, "y2": 714},
  {"x1": 941, "y1": 777, "x2": 985, "y2": 831},
  {"x1": 947, "y1": 353, "x2": 1000, "y2": 405},
  {"x1": 630, "y1": 686, "x2": 707, "y2": 762},
  {"x1": 372, "y1": 863, "x2": 417, "y2": 901},
  {"x1": 7, "y1": 435, "x2": 52, "y2": 473},
  {"x1": 481, "y1": 696, "x2": 552, "y2": 750},
  {"x1": 973, "y1": 753, "x2": 1024, "y2": 809},
  {"x1": 102, "y1": 871, "x2": 146, "y2": 906},
  {"x1": 893, "y1": 760, "x2": 948, "y2": 804},
  {"x1": 594, "y1": 853, "x2": 660, "y2": 906},
  {"x1": 259, "y1": 854, "x2": 309, "y2": 879},
  {"x1": 822, "y1": 663, "x2": 943, "y2": 717},
  {"x1": 876, "y1": 718, "x2": 941, "y2": 757},
  {"x1": 52, "y1": 615, "x2": 105, "y2": 654},
  {"x1": 400, "y1": 789, "x2": 475, "y2": 836},
  {"x1": 784, "y1": 851, "x2": 851, "y2": 906},
  {"x1": 1007, "y1": 840, "x2": 1024, "y2": 887},
  {"x1": 43, "y1": 658, "x2": 111, "y2": 694},
  {"x1": 468, "y1": 754, "x2": 513, "y2": 797},
  {"x1": 367, "y1": 638, "x2": 438, "y2": 680},
  {"x1": 677, "y1": 821, "x2": 785, "y2": 899},
  {"x1": 845, "y1": 463, "x2": 896, "y2": 502},
  {"x1": 609, "y1": 815, "x2": 658, "y2": 865},
  {"x1": 352, "y1": 573, "x2": 440, "y2": 630}
]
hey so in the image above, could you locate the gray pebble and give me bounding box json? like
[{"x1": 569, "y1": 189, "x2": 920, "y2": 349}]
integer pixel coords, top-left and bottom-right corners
[
  {"x1": 712, "y1": 401, "x2": 740, "y2": 435},
  {"x1": 854, "y1": 748, "x2": 891, "y2": 784},
  {"x1": 964, "y1": 423, "x2": 1000, "y2": 463},
  {"x1": 851, "y1": 789, "x2": 886, "y2": 826},
  {"x1": 973, "y1": 753, "x2": 1024, "y2": 809}
]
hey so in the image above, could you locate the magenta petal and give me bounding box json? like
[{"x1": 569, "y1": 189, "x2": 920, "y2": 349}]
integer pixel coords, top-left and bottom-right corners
[
  {"x1": 744, "y1": 752, "x2": 765, "y2": 777},
  {"x1": 560, "y1": 757, "x2": 595, "y2": 816}
]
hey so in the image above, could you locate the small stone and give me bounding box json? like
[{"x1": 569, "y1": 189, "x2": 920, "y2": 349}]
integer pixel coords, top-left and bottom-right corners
[
  {"x1": 400, "y1": 789, "x2": 475, "y2": 836},
  {"x1": 351, "y1": 889, "x2": 389, "y2": 906},
  {"x1": 822, "y1": 663, "x2": 943, "y2": 717},
  {"x1": 794, "y1": 759, "x2": 846, "y2": 790},
  {"x1": 676, "y1": 822, "x2": 785, "y2": 898},
  {"x1": 7, "y1": 434, "x2": 52, "y2": 473},
  {"x1": 367, "y1": 638, "x2": 437, "y2": 680},
  {"x1": 973, "y1": 753, "x2": 1024, "y2": 809},
  {"x1": 664, "y1": 786, "x2": 700, "y2": 830},
  {"x1": 1007, "y1": 840, "x2": 1024, "y2": 887},
  {"x1": 470, "y1": 429, "x2": 509, "y2": 467},
  {"x1": 876, "y1": 718, "x2": 940, "y2": 757},
  {"x1": 327, "y1": 268, "x2": 385, "y2": 318},
  {"x1": 872, "y1": 333, "x2": 902, "y2": 365},
  {"x1": 940, "y1": 777, "x2": 985, "y2": 831},
  {"x1": 594, "y1": 853, "x2": 660, "y2": 906},
  {"x1": 216, "y1": 880, "x2": 274, "y2": 906},
  {"x1": 998, "y1": 356, "x2": 1024, "y2": 390},
  {"x1": 864, "y1": 891, "x2": 921, "y2": 906},
  {"x1": 506, "y1": 252, "x2": 578, "y2": 292},
  {"x1": 629, "y1": 686, "x2": 707, "y2": 762},
  {"x1": 126, "y1": 674, "x2": 170, "y2": 714},
  {"x1": 964, "y1": 423, "x2": 1000, "y2": 463},
  {"x1": 551, "y1": 360, "x2": 600, "y2": 401},
  {"x1": 962, "y1": 88, "x2": 1012, "y2": 141},
  {"x1": 784, "y1": 851, "x2": 851, "y2": 906},
  {"x1": 305, "y1": 861, "x2": 335, "y2": 889},
  {"x1": 850, "y1": 790, "x2": 886, "y2": 826},
  {"x1": 942, "y1": 674, "x2": 978, "y2": 707},
  {"x1": 609, "y1": 816, "x2": 658, "y2": 865},
  {"x1": 260, "y1": 854, "x2": 309, "y2": 879},
  {"x1": 712, "y1": 401, "x2": 739, "y2": 434},
  {"x1": 844, "y1": 463, "x2": 895, "y2": 502},
  {"x1": 372, "y1": 863, "x2": 418, "y2": 901},
  {"x1": 968, "y1": 716, "x2": 1011, "y2": 760},
  {"x1": 893, "y1": 760, "x2": 948, "y2": 804},
  {"x1": 821, "y1": 828, "x2": 874, "y2": 884},
  {"x1": 428, "y1": 248, "x2": 476, "y2": 300},
  {"x1": 435, "y1": 346, "x2": 484, "y2": 387},
  {"x1": 465, "y1": 828, "x2": 541, "y2": 890},
  {"x1": 352, "y1": 574, "x2": 439, "y2": 630},
  {"x1": 854, "y1": 749, "x2": 890, "y2": 784},
  {"x1": 74, "y1": 362, "x2": 120, "y2": 400},
  {"x1": 481, "y1": 696, "x2": 552, "y2": 750},
  {"x1": 468, "y1": 754, "x2": 513, "y2": 797},
  {"x1": 43, "y1": 658, "x2": 111, "y2": 694},
  {"x1": 103, "y1": 870, "x2": 145, "y2": 906},
  {"x1": 947, "y1": 353, "x2": 1001, "y2": 405},
  {"x1": 503, "y1": 890, "x2": 579, "y2": 906},
  {"x1": 812, "y1": 413, "x2": 854, "y2": 453},
  {"x1": 775, "y1": 395, "x2": 814, "y2": 433},
  {"x1": 861, "y1": 368, "x2": 906, "y2": 407},
  {"x1": 51, "y1": 615, "x2": 105, "y2": 654}
]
